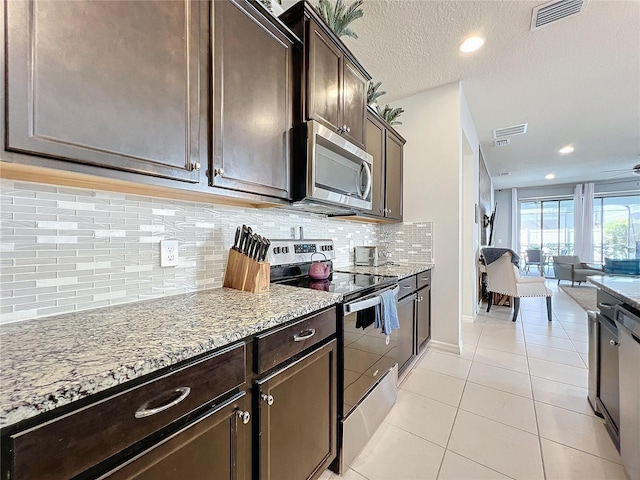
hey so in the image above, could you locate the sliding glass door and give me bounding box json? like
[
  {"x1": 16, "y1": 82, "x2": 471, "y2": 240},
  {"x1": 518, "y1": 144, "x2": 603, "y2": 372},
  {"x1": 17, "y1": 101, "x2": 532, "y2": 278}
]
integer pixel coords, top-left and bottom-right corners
[
  {"x1": 520, "y1": 199, "x2": 575, "y2": 273},
  {"x1": 520, "y1": 194, "x2": 640, "y2": 271},
  {"x1": 593, "y1": 195, "x2": 640, "y2": 263}
]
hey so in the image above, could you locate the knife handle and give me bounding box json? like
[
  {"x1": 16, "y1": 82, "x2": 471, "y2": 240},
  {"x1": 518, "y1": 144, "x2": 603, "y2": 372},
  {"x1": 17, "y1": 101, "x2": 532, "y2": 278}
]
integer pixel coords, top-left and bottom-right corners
[{"x1": 233, "y1": 226, "x2": 241, "y2": 251}]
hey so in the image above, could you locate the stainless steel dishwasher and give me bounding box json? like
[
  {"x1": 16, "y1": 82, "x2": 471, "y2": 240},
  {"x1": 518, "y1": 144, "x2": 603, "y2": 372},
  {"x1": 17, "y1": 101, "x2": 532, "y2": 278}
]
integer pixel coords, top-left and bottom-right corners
[{"x1": 615, "y1": 304, "x2": 640, "y2": 480}]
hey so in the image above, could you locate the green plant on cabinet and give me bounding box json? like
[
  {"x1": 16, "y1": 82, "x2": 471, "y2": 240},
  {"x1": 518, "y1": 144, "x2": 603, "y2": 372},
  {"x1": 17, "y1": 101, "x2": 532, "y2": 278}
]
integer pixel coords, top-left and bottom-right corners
[{"x1": 315, "y1": 0, "x2": 364, "y2": 38}]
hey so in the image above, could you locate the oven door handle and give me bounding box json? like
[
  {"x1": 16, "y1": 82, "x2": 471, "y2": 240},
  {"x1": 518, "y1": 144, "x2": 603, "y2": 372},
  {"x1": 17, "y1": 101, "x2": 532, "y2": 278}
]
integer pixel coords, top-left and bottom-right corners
[{"x1": 343, "y1": 285, "x2": 400, "y2": 314}]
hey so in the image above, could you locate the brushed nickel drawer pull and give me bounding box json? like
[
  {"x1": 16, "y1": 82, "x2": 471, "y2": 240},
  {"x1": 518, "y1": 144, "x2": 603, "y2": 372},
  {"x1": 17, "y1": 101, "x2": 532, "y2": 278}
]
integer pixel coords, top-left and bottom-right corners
[
  {"x1": 236, "y1": 410, "x2": 251, "y2": 424},
  {"x1": 420, "y1": 277, "x2": 429, "y2": 281},
  {"x1": 598, "y1": 302, "x2": 614, "y2": 310},
  {"x1": 135, "y1": 387, "x2": 191, "y2": 419},
  {"x1": 294, "y1": 328, "x2": 316, "y2": 342},
  {"x1": 402, "y1": 285, "x2": 412, "y2": 289}
]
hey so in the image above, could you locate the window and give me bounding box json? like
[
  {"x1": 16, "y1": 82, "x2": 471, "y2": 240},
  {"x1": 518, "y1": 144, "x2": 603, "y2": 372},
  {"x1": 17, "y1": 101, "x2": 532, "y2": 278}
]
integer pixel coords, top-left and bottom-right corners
[
  {"x1": 519, "y1": 193, "x2": 640, "y2": 272},
  {"x1": 593, "y1": 195, "x2": 640, "y2": 263}
]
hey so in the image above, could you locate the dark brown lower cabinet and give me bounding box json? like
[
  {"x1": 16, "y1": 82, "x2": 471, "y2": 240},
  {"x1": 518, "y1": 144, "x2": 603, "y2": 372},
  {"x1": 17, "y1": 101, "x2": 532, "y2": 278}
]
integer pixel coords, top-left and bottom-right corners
[
  {"x1": 256, "y1": 340, "x2": 337, "y2": 480},
  {"x1": 416, "y1": 285, "x2": 431, "y2": 353},
  {"x1": 598, "y1": 317, "x2": 620, "y2": 447},
  {"x1": 397, "y1": 294, "x2": 416, "y2": 373},
  {"x1": 102, "y1": 392, "x2": 251, "y2": 480}
]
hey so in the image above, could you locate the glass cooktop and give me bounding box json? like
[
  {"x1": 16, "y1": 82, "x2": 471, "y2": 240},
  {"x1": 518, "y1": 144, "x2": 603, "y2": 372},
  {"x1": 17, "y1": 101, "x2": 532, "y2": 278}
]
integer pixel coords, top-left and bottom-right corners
[{"x1": 274, "y1": 272, "x2": 396, "y2": 299}]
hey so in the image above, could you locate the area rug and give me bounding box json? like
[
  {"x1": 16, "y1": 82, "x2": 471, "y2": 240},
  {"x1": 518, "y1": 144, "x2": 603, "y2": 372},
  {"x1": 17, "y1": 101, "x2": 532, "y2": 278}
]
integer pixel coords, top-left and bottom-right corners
[{"x1": 559, "y1": 285, "x2": 598, "y2": 311}]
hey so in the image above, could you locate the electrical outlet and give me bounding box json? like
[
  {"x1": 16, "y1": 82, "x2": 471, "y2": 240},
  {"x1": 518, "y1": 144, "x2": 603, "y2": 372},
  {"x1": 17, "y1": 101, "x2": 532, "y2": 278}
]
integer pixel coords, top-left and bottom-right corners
[{"x1": 160, "y1": 240, "x2": 179, "y2": 267}]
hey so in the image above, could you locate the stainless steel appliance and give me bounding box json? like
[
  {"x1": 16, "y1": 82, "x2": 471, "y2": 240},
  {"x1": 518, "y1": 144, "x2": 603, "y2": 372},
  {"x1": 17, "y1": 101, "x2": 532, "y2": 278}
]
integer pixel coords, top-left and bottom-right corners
[
  {"x1": 269, "y1": 239, "x2": 399, "y2": 474},
  {"x1": 355, "y1": 245, "x2": 387, "y2": 267},
  {"x1": 291, "y1": 121, "x2": 373, "y2": 214},
  {"x1": 614, "y1": 304, "x2": 640, "y2": 480}
]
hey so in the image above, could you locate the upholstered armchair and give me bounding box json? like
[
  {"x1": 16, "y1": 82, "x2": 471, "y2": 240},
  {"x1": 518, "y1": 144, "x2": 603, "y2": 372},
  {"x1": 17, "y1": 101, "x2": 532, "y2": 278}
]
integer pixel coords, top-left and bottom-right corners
[
  {"x1": 481, "y1": 248, "x2": 553, "y2": 322},
  {"x1": 552, "y1": 255, "x2": 603, "y2": 287},
  {"x1": 524, "y1": 249, "x2": 544, "y2": 274}
]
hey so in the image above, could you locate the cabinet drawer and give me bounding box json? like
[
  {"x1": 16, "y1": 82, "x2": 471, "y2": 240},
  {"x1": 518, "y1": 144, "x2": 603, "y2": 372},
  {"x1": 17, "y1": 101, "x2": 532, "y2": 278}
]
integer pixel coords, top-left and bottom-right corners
[
  {"x1": 10, "y1": 343, "x2": 246, "y2": 480},
  {"x1": 398, "y1": 275, "x2": 417, "y2": 298},
  {"x1": 256, "y1": 307, "x2": 337, "y2": 374},
  {"x1": 417, "y1": 270, "x2": 431, "y2": 290}
]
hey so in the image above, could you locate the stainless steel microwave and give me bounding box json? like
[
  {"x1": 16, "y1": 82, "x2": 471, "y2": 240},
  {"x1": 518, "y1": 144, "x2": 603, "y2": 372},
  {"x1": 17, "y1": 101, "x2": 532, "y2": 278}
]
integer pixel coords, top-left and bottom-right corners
[{"x1": 292, "y1": 121, "x2": 373, "y2": 213}]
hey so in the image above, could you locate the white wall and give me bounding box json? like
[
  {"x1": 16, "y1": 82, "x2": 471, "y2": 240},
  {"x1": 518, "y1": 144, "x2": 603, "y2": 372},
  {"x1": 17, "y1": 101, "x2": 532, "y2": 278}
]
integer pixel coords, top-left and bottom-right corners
[
  {"x1": 391, "y1": 82, "x2": 469, "y2": 352},
  {"x1": 460, "y1": 90, "x2": 481, "y2": 322},
  {"x1": 493, "y1": 189, "x2": 513, "y2": 249}
]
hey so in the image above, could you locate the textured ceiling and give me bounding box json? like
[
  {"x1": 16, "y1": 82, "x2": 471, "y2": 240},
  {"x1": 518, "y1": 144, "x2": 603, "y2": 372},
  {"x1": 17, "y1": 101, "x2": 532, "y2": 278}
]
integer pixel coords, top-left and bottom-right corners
[{"x1": 328, "y1": 0, "x2": 640, "y2": 190}]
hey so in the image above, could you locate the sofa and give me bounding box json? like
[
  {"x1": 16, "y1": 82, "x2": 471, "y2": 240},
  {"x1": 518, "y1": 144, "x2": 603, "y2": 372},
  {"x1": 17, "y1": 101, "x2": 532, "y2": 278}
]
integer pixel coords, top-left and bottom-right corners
[{"x1": 552, "y1": 255, "x2": 603, "y2": 287}]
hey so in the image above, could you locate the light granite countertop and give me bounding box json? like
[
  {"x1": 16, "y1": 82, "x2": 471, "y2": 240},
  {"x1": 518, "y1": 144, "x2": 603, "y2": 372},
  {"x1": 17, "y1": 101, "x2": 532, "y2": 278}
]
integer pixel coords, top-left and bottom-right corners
[
  {"x1": 0, "y1": 285, "x2": 342, "y2": 429},
  {"x1": 588, "y1": 274, "x2": 640, "y2": 310},
  {"x1": 336, "y1": 262, "x2": 434, "y2": 279}
]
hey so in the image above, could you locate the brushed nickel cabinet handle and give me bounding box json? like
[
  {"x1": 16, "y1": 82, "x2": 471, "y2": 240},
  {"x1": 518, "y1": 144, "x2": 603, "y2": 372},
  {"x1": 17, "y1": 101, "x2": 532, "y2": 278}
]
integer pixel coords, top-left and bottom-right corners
[
  {"x1": 236, "y1": 410, "x2": 251, "y2": 424},
  {"x1": 214, "y1": 168, "x2": 224, "y2": 177},
  {"x1": 135, "y1": 387, "x2": 191, "y2": 419},
  {"x1": 610, "y1": 339, "x2": 620, "y2": 347},
  {"x1": 294, "y1": 328, "x2": 316, "y2": 342},
  {"x1": 261, "y1": 394, "x2": 274, "y2": 406}
]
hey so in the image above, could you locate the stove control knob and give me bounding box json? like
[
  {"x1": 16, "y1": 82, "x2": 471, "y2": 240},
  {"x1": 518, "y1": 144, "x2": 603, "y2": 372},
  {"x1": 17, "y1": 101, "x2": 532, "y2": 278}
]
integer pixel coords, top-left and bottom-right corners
[
  {"x1": 273, "y1": 247, "x2": 280, "y2": 254},
  {"x1": 282, "y1": 246, "x2": 289, "y2": 254}
]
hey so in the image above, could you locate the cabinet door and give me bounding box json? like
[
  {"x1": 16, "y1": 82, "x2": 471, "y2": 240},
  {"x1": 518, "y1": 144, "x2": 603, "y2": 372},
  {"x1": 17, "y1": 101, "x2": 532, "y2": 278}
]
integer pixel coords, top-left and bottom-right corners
[
  {"x1": 416, "y1": 285, "x2": 431, "y2": 352},
  {"x1": 397, "y1": 294, "x2": 416, "y2": 373},
  {"x1": 307, "y1": 20, "x2": 342, "y2": 134},
  {"x1": 5, "y1": 0, "x2": 204, "y2": 182},
  {"x1": 365, "y1": 113, "x2": 386, "y2": 217},
  {"x1": 341, "y1": 59, "x2": 367, "y2": 148},
  {"x1": 257, "y1": 340, "x2": 337, "y2": 480},
  {"x1": 599, "y1": 321, "x2": 620, "y2": 432},
  {"x1": 618, "y1": 327, "x2": 640, "y2": 480},
  {"x1": 385, "y1": 130, "x2": 404, "y2": 220},
  {"x1": 213, "y1": 0, "x2": 293, "y2": 200},
  {"x1": 103, "y1": 392, "x2": 250, "y2": 480}
]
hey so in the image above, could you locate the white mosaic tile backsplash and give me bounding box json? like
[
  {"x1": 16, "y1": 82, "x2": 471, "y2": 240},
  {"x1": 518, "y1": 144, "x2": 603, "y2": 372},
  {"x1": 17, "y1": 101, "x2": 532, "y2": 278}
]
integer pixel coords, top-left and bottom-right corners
[
  {"x1": 0, "y1": 179, "x2": 435, "y2": 324},
  {"x1": 381, "y1": 222, "x2": 434, "y2": 265},
  {"x1": 0, "y1": 179, "x2": 382, "y2": 323}
]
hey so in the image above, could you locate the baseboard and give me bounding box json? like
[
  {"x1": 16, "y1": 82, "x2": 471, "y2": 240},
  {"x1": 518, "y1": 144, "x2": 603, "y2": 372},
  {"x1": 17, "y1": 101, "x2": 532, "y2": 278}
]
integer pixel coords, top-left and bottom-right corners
[
  {"x1": 428, "y1": 339, "x2": 461, "y2": 355},
  {"x1": 462, "y1": 314, "x2": 475, "y2": 323}
]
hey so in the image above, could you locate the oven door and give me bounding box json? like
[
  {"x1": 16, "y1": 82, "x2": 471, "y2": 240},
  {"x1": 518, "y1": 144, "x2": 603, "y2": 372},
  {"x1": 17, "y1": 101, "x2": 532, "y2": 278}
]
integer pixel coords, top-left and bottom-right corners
[
  {"x1": 338, "y1": 285, "x2": 399, "y2": 473},
  {"x1": 308, "y1": 121, "x2": 372, "y2": 210}
]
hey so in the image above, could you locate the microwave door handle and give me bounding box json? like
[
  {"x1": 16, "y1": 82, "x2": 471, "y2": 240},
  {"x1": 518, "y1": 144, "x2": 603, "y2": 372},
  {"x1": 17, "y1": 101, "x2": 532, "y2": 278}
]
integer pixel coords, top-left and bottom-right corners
[{"x1": 357, "y1": 161, "x2": 372, "y2": 200}]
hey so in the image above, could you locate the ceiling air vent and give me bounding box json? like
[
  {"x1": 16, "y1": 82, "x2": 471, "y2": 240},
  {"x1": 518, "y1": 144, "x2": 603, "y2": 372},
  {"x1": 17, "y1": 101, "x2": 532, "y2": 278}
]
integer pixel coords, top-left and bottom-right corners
[
  {"x1": 531, "y1": 0, "x2": 586, "y2": 31},
  {"x1": 494, "y1": 139, "x2": 510, "y2": 147},
  {"x1": 493, "y1": 124, "x2": 528, "y2": 139}
]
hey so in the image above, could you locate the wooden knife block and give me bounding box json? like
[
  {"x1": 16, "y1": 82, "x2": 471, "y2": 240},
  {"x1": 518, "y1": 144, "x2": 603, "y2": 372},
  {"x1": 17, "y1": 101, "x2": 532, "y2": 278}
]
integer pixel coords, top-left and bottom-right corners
[{"x1": 223, "y1": 248, "x2": 270, "y2": 294}]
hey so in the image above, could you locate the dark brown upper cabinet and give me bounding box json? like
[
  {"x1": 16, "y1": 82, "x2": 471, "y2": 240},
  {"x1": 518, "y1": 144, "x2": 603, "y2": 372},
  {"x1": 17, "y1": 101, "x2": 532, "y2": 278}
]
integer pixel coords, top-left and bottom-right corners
[
  {"x1": 365, "y1": 108, "x2": 405, "y2": 221},
  {"x1": 212, "y1": 0, "x2": 298, "y2": 201},
  {"x1": 4, "y1": 0, "x2": 206, "y2": 183},
  {"x1": 280, "y1": 1, "x2": 370, "y2": 149}
]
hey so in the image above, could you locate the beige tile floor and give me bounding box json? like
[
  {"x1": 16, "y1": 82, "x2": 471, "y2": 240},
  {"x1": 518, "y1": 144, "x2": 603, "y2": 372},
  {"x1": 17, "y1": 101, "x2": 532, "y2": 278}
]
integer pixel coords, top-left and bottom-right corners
[{"x1": 321, "y1": 281, "x2": 627, "y2": 480}]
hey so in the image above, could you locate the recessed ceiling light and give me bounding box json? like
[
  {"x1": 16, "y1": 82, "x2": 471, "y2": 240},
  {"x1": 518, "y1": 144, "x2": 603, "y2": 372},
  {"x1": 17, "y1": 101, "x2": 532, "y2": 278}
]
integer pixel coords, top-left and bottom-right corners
[
  {"x1": 545, "y1": 173, "x2": 555, "y2": 180},
  {"x1": 459, "y1": 36, "x2": 485, "y2": 53},
  {"x1": 559, "y1": 145, "x2": 574, "y2": 154}
]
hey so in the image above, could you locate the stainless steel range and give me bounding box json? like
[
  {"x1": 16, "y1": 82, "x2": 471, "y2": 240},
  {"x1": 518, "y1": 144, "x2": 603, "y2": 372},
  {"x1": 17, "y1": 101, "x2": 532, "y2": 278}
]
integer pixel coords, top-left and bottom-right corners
[{"x1": 269, "y1": 239, "x2": 400, "y2": 473}]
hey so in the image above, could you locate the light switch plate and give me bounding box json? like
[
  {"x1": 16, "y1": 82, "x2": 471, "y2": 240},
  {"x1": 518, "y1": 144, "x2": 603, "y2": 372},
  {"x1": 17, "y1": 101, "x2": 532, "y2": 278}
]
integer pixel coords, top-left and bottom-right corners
[{"x1": 160, "y1": 240, "x2": 179, "y2": 267}]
